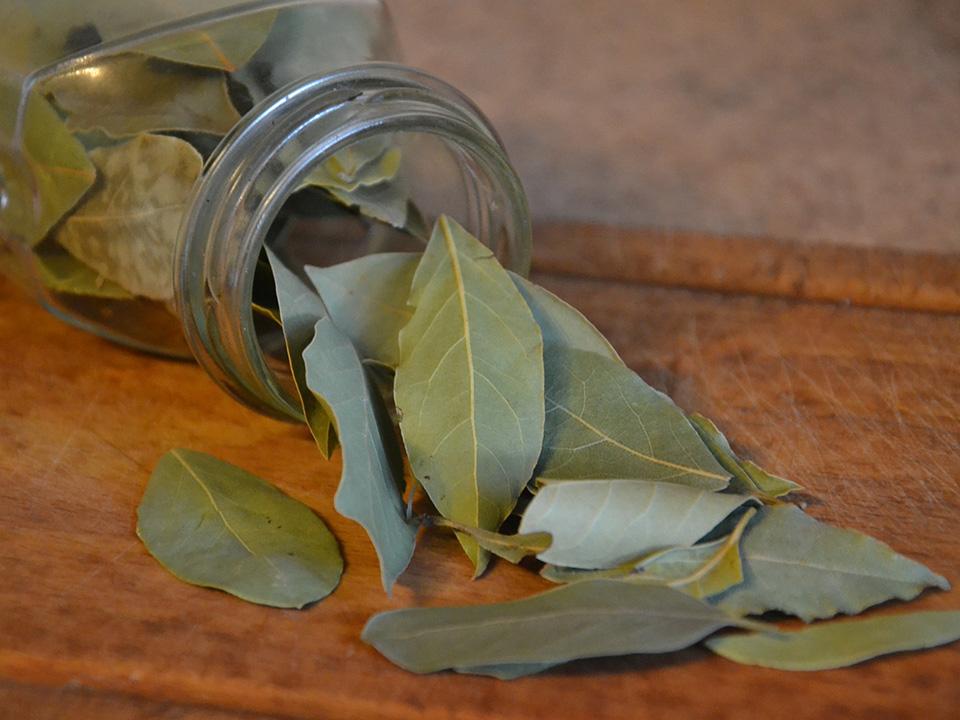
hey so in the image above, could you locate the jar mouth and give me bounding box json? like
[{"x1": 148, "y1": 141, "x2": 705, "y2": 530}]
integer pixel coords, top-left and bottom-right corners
[{"x1": 175, "y1": 63, "x2": 531, "y2": 420}]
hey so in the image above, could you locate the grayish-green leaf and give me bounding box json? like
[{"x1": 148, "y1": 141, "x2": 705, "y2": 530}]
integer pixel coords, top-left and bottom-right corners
[
  {"x1": 688, "y1": 413, "x2": 801, "y2": 500},
  {"x1": 425, "y1": 516, "x2": 551, "y2": 564},
  {"x1": 538, "y1": 347, "x2": 729, "y2": 489},
  {"x1": 305, "y1": 252, "x2": 418, "y2": 367},
  {"x1": 395, "y1": 216, "x2": 545, "y2": 573},
  {"x1": 327, "y1": 180, "x2": 410, "y2": 230},
  {"x1": 54, "y1": 134, "x2": 201, "y2": 300},
  {"x1": 137, "y1": 10, "x2": 277, "y2": 71},
  {"x1": 35, "y1": 250, "x2": 133, "y2": 299},
  {"x1": 44, "y1": 54, "x2": 241, "y2": 138},
  {"x1": 304, "y1": 316, "x2": 417, "y2": 592},
  {"x1": 519, "y1": 479, "x2": 752, "y2": 569},
  {"x1": 713, "y1": 505, "x2": 950, "y2": 621},
  {"x1": 266, "y1": 249, "x2": 337, "y2": 456},
  {"x1": 137, "y1": 449, "x2": 343, "y2": 608},
  {"x1": 234, "y1": 2, "x2": 387, "y2": 103},
  {"x1": 707, "y1": 611, "x2": 960, "y2": 671},
  {"x1": 362, "y1": 579, "x2": 766, "y2": 676},
  {"x1": 511, "y1": 272, "x2": 620, "y2": 361}
]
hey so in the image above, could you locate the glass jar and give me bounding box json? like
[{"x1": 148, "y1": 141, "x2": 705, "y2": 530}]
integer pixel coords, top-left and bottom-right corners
[{"x1": 0, "y1": 0, "x2": 531, "y2": 419}]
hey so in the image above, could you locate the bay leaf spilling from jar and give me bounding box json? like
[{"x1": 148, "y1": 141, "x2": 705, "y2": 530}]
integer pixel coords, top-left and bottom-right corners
[{"x1": 137, "y1": 215, "x2": 957, "y2": 678}]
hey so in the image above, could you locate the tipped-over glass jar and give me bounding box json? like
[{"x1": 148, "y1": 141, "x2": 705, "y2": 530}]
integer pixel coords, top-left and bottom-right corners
[{"x1": 0, "y1": 0, "x2": 531, "y2": 418}]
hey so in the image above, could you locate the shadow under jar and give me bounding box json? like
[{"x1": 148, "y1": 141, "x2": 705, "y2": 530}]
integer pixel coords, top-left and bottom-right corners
[{"x1": 0, "y1": 0, "x2": 531, "y2": 419}]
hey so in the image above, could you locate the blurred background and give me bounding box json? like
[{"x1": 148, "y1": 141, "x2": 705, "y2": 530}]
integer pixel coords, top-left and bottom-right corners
[{"x1": 389, "y1": 0, "x2": 960, "y2": 253}]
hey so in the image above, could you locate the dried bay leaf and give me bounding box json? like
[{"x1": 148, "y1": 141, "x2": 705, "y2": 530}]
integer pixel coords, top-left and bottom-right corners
[
  {"x1": 538, "y1": 347, "x2": 729, "y2": 489},
  {"x1": 511, "y1": 272, "x2": 620, "y2": 361},
  {"x1": 303, "y1": 316, "x2": 417, "y2": 592},
  {"x1": 1, "y1": 87, "x2": 96, "y2": 246},
  {"x1": 631, "y1": 509, "x2": 752, "y2": 598},
  {"x1": 688, "y1": 413, "x2": 801, "y2": 500},
  {"x1": 305, "y1": 252, "x2": 419, "y2": 368},
  {"x1": 394, "y1": 216, "x2": 545, "y2": 573},
  {"x1": 362, "y1": 580, "x2": 766, "y2": 676},
  {"x1": 35, "y1": 250, "x2": 132, "y2": 299},
  {"x1": 137, "y1": 449, "x2": 343, "y2": 608},
  {"x1": 707, "y1": 611, "x2": 960, "y2": 671},
  {"x1": 519, "y1": 479, "x2": 753, "y2": 569},
  {"x1": 424, "y1": 516, "x2": 552, "y2": 563},
  {"x1": 44, "y1": 54, "x2": 241, "y2": 138},
  {"x1": 54, "y1": 133, "x2": 201, "y2": 300},
  {"x1": 137, "y1": 10, "x2": 278, "y2": 72},
  {"x1": 265, "y1": 249, "x2": 337, "y2": 458},
  {"x1": 713, "y1": 505, "x2": 950, "y2": 621}
]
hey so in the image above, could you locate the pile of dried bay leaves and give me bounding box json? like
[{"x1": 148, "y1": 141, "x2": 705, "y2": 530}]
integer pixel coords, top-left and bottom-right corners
[{"x1": 137, "y1": 215, "x2": 960, "y2": 678}]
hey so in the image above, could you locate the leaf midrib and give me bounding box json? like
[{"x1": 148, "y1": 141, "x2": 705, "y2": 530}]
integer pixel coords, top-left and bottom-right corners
[
  {"x1": 171, "y1": 449, "x2": 257, "y2": 555},
  {"x1": 441, "y1": 217, "x2": 480, "y2": 527}
]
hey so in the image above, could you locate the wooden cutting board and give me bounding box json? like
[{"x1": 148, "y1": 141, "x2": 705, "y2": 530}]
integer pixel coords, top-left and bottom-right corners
[{"x1": 1, "y1": 225, "x2": 958, "y2": 720}]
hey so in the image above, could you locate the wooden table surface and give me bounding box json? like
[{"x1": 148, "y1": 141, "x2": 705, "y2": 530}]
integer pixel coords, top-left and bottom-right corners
[{"x1": 1, "y1": 226, "x2": 959, "y2": 719}]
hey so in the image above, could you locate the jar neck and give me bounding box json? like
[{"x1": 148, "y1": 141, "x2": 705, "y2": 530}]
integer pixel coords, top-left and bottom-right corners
[{"x1": 175, "y1": 63, "x2": 531, "y2": 419}]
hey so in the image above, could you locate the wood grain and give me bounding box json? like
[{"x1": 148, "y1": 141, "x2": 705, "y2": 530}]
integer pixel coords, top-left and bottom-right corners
[{"x1": 1, "y1": 230, "x2": 958, "y2": 719}]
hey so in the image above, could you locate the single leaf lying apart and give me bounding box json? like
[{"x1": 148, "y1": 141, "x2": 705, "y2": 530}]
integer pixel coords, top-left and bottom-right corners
[
  {"x1": 136, "y1": 9, "x2": 278, "y2": 71},
  {"x1": 266, "y1": 249, "x2": 336, "y2": 458},
  {"x1": 511, "y1": 272, "x2": 620, "y2": 361},
  {"x1": 54, "y1": 133, "x2": 202, "y2": 300},
  {"x1": 43, "y1": 54, "x2": 241, "y2": 137},
  {"x1": 538, "y1": 347, "x2": 729, "y2": 489},
  {"x1": 395, "y1": 216, "x2": 545, "y2": 573},
  {"x1": 712, "y1": 505, "x2": 950, "y2": 621},
  {"x1": 304, "y1": 316, "x2": 417, "y2": 592},
  {"x1": 305, "y1": 252, "x2": 418, "y2": 368},
  {"x1": 519, "y1": 479, "x2": 753, "y2": 569},
  {"x1": 362, "y1": 579, "x2": 766, "y2": 677},
  {"x1": 137, "y1": 449, "x2": 342, "y2": 608},
  {"x1": 707, "y1": 611, "x2": 960, "y2": 671},
  {"x1": 688, "y1": 413, "x2": 801, "y2": 500}
]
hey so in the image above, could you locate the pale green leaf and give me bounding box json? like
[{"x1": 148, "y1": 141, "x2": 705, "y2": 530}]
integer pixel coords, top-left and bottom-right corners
[
  {"x1": 137, "y1": 449, "x2": 342, "y2": 609},
  {"x1": 538, "y1": 347, "x2": 729, "y2": 488},
  {"x1": 707, "y1": 611, "x2": 960, "y2": 671},
  {"x1": 395, "y1": 216, "x2": 545, "y2": 573},
  {"x1": 539, "y1": 508, "x2": 751, "y2": 599},
  {"x1": 519, "y1": 479, "x2": 752, "y2": 569},
  {"x1": 43, "y1": 54, "x2": 241, "y2": 138},
  {"x1": 54, "y1": 133, "x2": 201, "y2": 300},
  {"x1": 627, "y1": 507, "x2": 754, "y2": 598},
  {"x1": 265, "y1": 249, "x2": 336, "y2": 458},
  {"x1": 1, "y1": 87, "x2": 96, "y2": 246},
  {"x1": 304, "y1": 316, "x2": 417, "y2": 592},
  {"x1": 361, "y1": 579, "x2": 766, "y2": 676},
  {"x1": 425, "y1": 516, "x2": 552, "y2": 564},
  {"x1": 688, "y1": 413, "x2": 801, "y2": 500},
  {"x1": 137, "y1": 10, "x2": 277, "y2": 71},
  {"x1": 304, "y1": 137, "x2": 401, "y2": 192},
  {"x1": 305, "y1": 252, "x2": 419, "y2": 367},
  {"x1": 35, "y1": 250, "x2": 133, "y2": 299},
  {"x1": 511, "y1": 272, "x2": 620, "y2": 361},
  {"x1": 713, "y1": 505, "x2": 950, "y2": 621}
]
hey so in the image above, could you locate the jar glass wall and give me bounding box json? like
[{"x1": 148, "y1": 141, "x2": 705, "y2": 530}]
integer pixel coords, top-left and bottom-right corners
[
  {"x1": 0, "y1": 0, "x2": 531, "y2": 418},
  {"x1": 0, "y1": 0, "x2": 399, "y2": 356}
]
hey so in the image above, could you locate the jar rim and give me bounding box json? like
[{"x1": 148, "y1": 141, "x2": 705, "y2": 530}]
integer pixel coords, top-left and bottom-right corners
[{"x1": 175, "y1": 62, "x2": 531, "y2": 419}]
